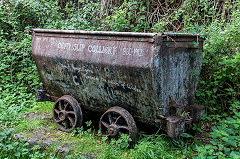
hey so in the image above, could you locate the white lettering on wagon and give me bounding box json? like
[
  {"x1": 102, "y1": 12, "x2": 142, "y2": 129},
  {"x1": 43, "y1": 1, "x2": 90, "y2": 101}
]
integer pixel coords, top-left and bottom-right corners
[
  {"x1": 83, "y1": 74, "x2": 142, "y2": 93},
  {"x1": 122, "y1": 47, "x2": 144, "y2": 57},
  {"x1": 56, "y1": 63, "x2": 142, "y2": 92},
  {"x1": 55, "y1": 42, "x2": 145, "y2": 57},
  {"x1": 73, "y1": 44, "x2": 86, "y2": 51},
  {"x1": 57, "y1": 42, "x2": 86, "y2": 52},
  {"x1": 88, "y1": 45, "x2": 117, "y2": 55}
]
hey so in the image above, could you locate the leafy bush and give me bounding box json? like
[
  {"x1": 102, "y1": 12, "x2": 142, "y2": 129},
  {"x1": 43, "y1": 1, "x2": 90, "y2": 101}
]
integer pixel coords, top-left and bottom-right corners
[
  {"x1": 0, "y1": 129, "x2": 49, "y2": 158},
  {"x1": 101, "y1": 133, "x2": 184, "y2": 159},
  {"x1": 195, "y1": 102, "x2": 240, "y2": 159},
  {"x1": 61, "y1": 0, "x2": 102, "y2": 30},
  {"x1": 104, "y1": 0, "x2": 149, "y2": 32},
  {"x1": 0, "y1": 0, "x2": 239, "y2": 158},
  {"x1": 195, "y1": 8, "x2": 240, "y2": 113}
]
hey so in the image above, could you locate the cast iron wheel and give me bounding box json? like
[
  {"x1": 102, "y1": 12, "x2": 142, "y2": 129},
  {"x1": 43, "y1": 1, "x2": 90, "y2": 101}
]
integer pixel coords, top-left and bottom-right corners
[
  {"x1": 53, "y1": 95, "x2": 83, "y2": 132},
  {"x1": 99, "y1": 106, "x2": 137, "y2": 142}
]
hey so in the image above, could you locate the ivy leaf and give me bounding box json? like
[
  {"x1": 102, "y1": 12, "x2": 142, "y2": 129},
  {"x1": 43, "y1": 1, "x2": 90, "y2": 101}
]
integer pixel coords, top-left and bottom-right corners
[
  {"x1": 14, "y1": 151, "x2": 21, "y2": 157},
  {"x1": 230, "y1": 151, "x2": 240, "y2": 159},
  {"x1": 181, "y1": 133, "x2": 193, "y2": 138}
]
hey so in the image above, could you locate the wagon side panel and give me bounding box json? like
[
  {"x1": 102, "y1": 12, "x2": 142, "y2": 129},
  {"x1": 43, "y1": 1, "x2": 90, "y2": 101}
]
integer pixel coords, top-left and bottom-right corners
[
  {"x1": 32, "y1": 32, "x2": 160, "y2": 124},
  {"x1": 153, "y1": 35, "x2": 203, "y2": 117}
]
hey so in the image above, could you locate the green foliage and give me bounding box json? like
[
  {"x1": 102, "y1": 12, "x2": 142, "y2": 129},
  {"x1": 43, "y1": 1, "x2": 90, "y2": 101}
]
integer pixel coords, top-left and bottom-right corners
[
  {"x1": 61, "y1": 0, "x2": 102, "y2": 30},
  {"x1": 193, "y1": 102, "x2": 240, "y2": 159},
  {"x1": 129, "y1": 134, "x2": 184, "y2": 159},
  {"x1": 151, "y1": 0, "x2": 239, "y2": 33},
  {"x1": 0, "y1": 0, "x2": 239, "y2": 158},
  {"x1": 195, "y1": 8, "x2": 240, "y2": 113},
  {"x1": 104, "y1": 0, "x2": 150, "y2": 32},
  {"x1": 0, "y1": 129, "x2": 49, "y2": 158},
  {"x1": 100, "y1": 133, "x2": 184, "y2": 159}
]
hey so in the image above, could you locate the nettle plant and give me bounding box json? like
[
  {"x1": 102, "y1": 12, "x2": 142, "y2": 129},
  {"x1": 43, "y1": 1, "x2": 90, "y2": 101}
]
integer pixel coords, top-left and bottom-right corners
[
  {"x1": 0, "y1": 129, "x2": 49, "y2": 158},
  {"x1": 0, "y1": 0, "x2": 239, "y2": 158},
  {"x1": 104, "y1": 0, "x2": 150, "y2": 32},
  {"x1": 195, "y1": 12, "x2": 240, "y2": 114},
  {"x1": 195, "y1": 102, "x2": 240, "y2": 159}
]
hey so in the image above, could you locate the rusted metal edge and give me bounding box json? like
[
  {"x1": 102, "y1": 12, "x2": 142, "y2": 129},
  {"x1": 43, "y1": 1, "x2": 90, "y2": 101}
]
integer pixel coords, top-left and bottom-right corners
[
  {"x1": 33, "y1": 33, "x2": 155, "y2": 43},
  {"x1": 163, "y1": 32, "x2": 203, "y2": 37},
  {"x1": 31, "y1": 29, "x2": 202, "y2": 38},
  {"x1": 31, "y1": 28, "x2": 156, "y2": 37}
]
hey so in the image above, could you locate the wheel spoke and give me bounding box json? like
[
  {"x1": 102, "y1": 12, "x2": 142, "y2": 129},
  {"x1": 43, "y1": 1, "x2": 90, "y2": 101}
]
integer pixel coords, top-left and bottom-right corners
[
  {"x1": 65, "y1": 119, "x2": 71, "y2": 129},
  {"x1": 117, "y1": 125, "x2": 129, "y2": 131},
  {"x1": 55, "y1": 118, "x2": 64, "y2": 123},
  {"x1": 54, "y1": 109, "x2": 60, "y2": 115},
  {"x1": 66, "y1": 111, "x2": 76, "y2": 116},
  {"x1": 60, "y1": 100, "x2": 65, "y2": 110},
  {"x1": 101, "y1": 121, "x2": 110, "y2": 129},
  {"x1": 114, "y1": 115, "x2": 121, "y2": 124},
  {"x1": 68, "y1": 116, "x2": 75, "y2": 126},
  {"x1": 65, "y1": 103, "x2": 70, "y2": 110},
  {"x1": 108, "y1": 113, "x2": 113, "y2": 124}
]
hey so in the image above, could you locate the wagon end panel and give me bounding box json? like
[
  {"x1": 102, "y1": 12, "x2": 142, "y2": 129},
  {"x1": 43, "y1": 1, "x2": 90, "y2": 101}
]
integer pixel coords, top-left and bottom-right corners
[
  {"x1": 153, "y1": 33, "x2": 204, "y2": 117},
  {"x1": 31, "y1": 30, "x2": 160, "y2": 125}
]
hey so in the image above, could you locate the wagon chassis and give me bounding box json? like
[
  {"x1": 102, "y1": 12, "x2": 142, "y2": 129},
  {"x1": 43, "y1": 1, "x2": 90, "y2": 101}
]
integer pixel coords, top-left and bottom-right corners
[{"x1": 36, "y1": 89, "x2": 204, "y2": 139}]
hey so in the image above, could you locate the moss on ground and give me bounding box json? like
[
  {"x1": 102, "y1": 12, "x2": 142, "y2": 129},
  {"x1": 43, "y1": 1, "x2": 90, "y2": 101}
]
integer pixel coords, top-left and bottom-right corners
[{"x1": 13, "y1": 101, "x2": 186, "y2": 158}]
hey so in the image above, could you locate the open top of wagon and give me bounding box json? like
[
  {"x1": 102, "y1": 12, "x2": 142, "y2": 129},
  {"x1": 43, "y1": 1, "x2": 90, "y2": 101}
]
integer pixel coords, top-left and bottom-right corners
[{"x1": 32, "y1": 29, "x2": 204, "y2": 141}]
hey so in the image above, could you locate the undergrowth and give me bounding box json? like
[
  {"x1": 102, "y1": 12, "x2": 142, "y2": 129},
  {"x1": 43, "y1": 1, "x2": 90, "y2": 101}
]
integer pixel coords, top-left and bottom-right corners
[
  {"x1": 0, "y1": 129, "x2": 51, "y2": 158},
  {"x1": 0, "y1": 0, "x2": 239, "y2": 158}
]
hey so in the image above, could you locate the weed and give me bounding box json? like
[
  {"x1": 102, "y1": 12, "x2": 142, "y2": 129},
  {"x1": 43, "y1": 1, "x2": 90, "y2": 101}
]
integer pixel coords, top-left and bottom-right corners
[{"x1": 0, "y1": 0, "x2": 239, "y2": 158}]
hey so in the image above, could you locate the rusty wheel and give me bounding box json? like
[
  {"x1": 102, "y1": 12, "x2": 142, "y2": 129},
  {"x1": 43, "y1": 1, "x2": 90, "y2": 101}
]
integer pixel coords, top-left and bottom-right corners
[
  {"x1": 53, "y1": 95, "x2": 82, "y2": 132},
  {"x1": 99, "y1": 106, "x2": 137, "y2": 142}
]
